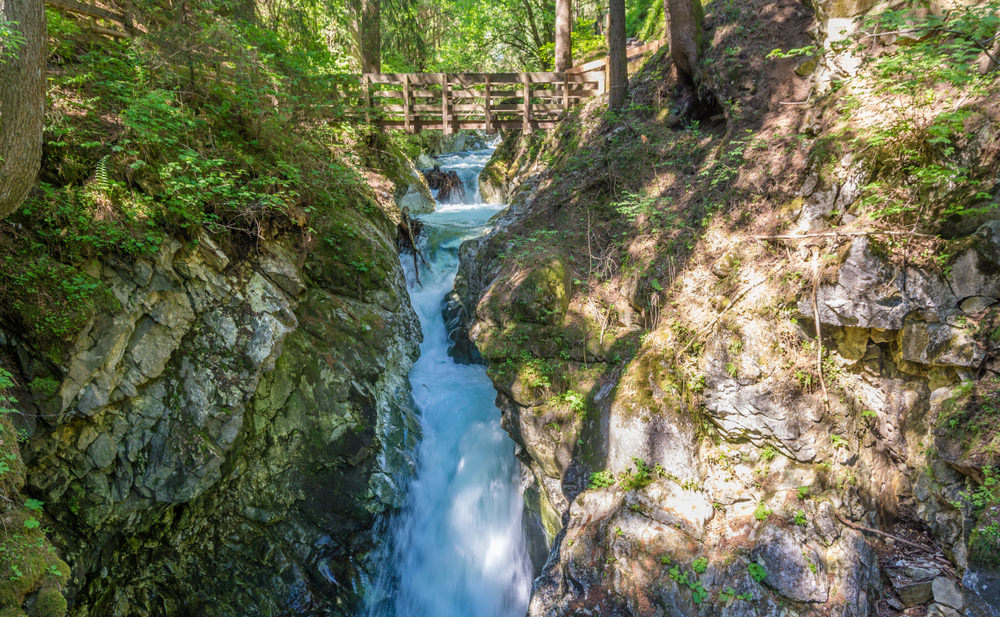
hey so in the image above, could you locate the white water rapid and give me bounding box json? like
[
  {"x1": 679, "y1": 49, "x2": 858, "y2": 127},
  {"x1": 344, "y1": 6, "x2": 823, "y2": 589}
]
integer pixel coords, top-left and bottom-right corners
[{"x1": 362, "y1": 147, "x2": 533, "y2": 617}]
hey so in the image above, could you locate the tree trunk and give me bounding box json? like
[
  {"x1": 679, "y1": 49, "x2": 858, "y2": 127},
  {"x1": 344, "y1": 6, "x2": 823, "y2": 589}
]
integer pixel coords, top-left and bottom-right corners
[
  {"x1": 361, "y1": 0, "x2": 380, "y2": 73},
  {"x1": 0, "y1": 0, "x2": 44, "y2": 220},
  {"x1": 349, "y1": 0, "x2": 381, "y2": 73},
  {"x1": 554, "y1": 0, "x2": 572, "y2": 71},
  {"x1": 666, "y1": 0, "x2": 703, "y2": 86},
  {"x1": 607, "y1": 0, "x2": 626, "y2": 111}
]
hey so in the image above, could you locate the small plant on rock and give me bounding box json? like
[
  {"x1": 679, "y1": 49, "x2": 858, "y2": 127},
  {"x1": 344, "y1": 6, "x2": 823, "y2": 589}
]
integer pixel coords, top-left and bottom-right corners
[
  {"x1": 754, "y1": 503, "x2": 772, "y2": 521},
  {"x1": 747, "y1": 562, "x2": 768, "y2": 583}
]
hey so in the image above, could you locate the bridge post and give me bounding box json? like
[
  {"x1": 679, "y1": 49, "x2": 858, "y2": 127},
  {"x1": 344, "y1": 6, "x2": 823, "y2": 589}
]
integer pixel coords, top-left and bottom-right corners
[
  {"x1": 362, "y1": 74, "x2": 372, "y2": 125},
  {"x1": 403, "y1": 74, "x2": 413, "y2": 134},
  {"x1": 521, "y1": 72, "x2": 532, "y2": 133},
  {"x1": 562, "y1": 72, "x2": 570, "y2": 117},
  {"x1": 484, "y1": 76, "x2": 493, "y2": 134},
  {"x1": 441, "y1": 74, "x2": 451, "y2": 135}
]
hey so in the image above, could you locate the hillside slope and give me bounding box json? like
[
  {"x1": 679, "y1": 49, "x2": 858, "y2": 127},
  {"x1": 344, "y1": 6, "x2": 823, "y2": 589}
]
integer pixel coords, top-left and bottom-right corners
[{"x1": 452, "y1": 0, "x2": 1000, "y2": 614}]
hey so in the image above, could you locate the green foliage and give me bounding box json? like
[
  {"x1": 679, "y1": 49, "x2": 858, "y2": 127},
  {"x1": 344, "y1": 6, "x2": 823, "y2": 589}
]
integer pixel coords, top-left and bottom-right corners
[
  {"x1": 4, "y1": 4, "x2": 390, "y2": 345},
  {"x1": 0, "y1": 18, "x2": 25, "y2": 63},
  {"x1": 556, "y1": 389, "x2": 587, "y2": 417},
  {"x1": 719, "y1": 586, "x2": 754, "y2": 602},
  {"x1": 619, "y1": 457, "x2": 655, "y2": 491},
  {"x1": 839, "y1": 2, "x2": 1000, "y2": 230},
  {"x1": 753, "y1": 502, "x2": 772, "y2": 521},
  {"x1": 667, "y1": 563, "x2": 709, "y2": 604},
  {"x1": 793, "y1": 509, "x2": 807, "y2": 526},
  {"x1": 589, "y1": 470, "x2": 616, "y2": 488},
  {"x1": 691, "y1": 557, "x2": 708, "y2": 573},
  {"x1": 766, "y1": 46, "x2": 816, "y2": 60},
  {"x1": 0, "y1": 251, "x2": 118, "y2": 344},
  {"x1": 747, "y1": 562, "x2": 768, "y2": 583},
  {"x1": 966, "y1": 466, "x2": 1000, "y2": 565},
  {"x1": 0, "y1": 371, "x2": 69, "y2": 615}
]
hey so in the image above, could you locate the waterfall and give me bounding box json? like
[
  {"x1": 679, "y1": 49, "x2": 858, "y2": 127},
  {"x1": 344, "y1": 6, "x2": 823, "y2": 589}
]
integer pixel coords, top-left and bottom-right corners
[{"x1": 363, "y1": 147, "x2": 532, "y2": 617}]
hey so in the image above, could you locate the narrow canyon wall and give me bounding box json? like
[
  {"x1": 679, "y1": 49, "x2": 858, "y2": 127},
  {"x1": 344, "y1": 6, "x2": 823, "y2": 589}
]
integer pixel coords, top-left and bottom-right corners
[{"x1": 2, "y1": 177, "x2": 422, "y2": 615}]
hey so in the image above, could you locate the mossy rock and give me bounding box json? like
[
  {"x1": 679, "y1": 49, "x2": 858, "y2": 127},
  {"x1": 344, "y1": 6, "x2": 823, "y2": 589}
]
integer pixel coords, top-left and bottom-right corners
[
  {"x1": 509, "y1": 256, "x2": 571, "y2": 325},
  {"x1": 0, "y1": 507, "x2": 70, "y2": 614},
  {"x1": 28, "y1": 586, "x2": 67, "y2": 617}
]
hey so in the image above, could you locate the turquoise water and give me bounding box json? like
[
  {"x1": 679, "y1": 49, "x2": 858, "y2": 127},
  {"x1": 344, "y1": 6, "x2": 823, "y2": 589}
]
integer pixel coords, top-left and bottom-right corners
[{"x1": 363, "y1": 149, "x2": 532, "y2": 617}]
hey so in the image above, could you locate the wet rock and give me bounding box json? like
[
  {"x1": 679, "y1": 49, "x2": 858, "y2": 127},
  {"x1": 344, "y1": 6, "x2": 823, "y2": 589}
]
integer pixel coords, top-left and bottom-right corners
[
  {"x1": 927, "y1": 604, "x2": 964, "y2": 617},
  {"x1": 424, "y1": 165, "x2": 466, "y2": 202}
]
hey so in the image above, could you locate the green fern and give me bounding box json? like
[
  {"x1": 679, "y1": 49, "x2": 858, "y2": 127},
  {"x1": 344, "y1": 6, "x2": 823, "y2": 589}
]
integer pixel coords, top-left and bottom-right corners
[{"x1": 95, "y1": 154, "x2": 112, "y2": 194}]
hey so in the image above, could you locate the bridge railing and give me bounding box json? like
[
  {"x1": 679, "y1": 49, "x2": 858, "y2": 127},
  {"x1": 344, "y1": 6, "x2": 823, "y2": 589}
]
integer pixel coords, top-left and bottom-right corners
[
  {"x1": 355, "y1": 38, "x2": 665, "y2": 133},
  {"x1": 357, "y1": 71, "x2": 606, "y2": 133}
]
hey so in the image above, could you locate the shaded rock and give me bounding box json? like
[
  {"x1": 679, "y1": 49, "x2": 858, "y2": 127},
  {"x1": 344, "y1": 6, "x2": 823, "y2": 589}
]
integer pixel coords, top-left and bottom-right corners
[
  {"x1": 11, "y1": 199, "x2": 421, "y2": 616},
  {"x1": 932, "y1": 577, "x2": 964, "y2": 609},
  {"x1": 887, "y1": 571, "x2": 933, "y2": 605},
  {"x1": 963, "y1": 565, "x2": 1000, "y2": 617}
]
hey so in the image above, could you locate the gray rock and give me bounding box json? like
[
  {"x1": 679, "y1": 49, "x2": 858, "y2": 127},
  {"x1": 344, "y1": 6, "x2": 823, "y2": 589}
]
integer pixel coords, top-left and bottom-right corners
[
  {"x1": 889, "y1": 574, "x2": 933, "y2": 605},
  {"x1": 751, "y1": 525, "x2": 829, "y2": 603},
  {"x1": 927, "y1": 603, "x2": 964, "y2": 617},
  {"x1": 87, "y1": 433, "x2": 116, "y2": 469},
  {"x1": 963, "y1": 565, "x2": 1000, "y2": 617},
  {"x1": 932, "y1": 577, "x2": 964, "y2": 609}
]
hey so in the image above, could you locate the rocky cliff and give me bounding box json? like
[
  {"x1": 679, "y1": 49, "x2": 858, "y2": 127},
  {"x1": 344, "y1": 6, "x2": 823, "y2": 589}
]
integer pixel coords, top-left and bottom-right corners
[
  {"x1": 452, "y1": 0, "x2": 1000, "y2": 614},
  {"x1": 0, "y1": 163, "x2": 424, "y2": 615}
]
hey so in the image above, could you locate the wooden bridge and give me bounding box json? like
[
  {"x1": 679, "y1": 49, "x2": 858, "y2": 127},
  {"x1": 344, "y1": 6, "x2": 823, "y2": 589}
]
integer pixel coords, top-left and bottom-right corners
[
  {"x1": 357, "y1": 40, "x2": 665, "y2": 134},
  {"x1": 45, "y1": 0, "x2": 665, "y2": 134}
]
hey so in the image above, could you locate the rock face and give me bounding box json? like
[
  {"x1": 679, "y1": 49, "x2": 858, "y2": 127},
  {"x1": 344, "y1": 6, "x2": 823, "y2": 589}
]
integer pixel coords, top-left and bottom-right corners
[
  {"x1": 5, "y1": 201, "x2": 421, "y2": 615},
  {"x1": 445, "y1": 6, "x2": 1000, "y2": 609},
  {"x1": 452, "y1": 201, "x2": 1000, "y2": 616}
]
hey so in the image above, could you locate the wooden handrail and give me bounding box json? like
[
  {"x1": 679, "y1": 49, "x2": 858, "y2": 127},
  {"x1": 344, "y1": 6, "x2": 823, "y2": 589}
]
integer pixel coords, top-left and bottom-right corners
[{"x1": 566, "y1": 38, "x2": 666, "y2": 75}]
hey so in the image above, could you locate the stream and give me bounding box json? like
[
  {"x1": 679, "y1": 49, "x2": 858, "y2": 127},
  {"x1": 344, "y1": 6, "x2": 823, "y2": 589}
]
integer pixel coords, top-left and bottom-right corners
[{"x1": 362, "y1": 148, "x2": 533, "y2": 617}]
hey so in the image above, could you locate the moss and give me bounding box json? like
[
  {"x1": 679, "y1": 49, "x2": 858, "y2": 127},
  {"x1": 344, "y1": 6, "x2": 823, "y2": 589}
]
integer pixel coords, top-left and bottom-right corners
[
  {"x1": 509, "y1": 256, "x2": 571, "y2": 325},
  {"x1": 29, "y1": 587, "x2": 68, "y2": 617},
  {"x1": 0, "y1": 507, "x2": 70, "y2": 611}
]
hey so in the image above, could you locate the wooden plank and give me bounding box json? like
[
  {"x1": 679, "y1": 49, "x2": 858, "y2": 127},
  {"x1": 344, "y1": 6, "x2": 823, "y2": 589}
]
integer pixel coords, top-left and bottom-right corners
[
  {"x1": 403, "y1": 74, "x2": 412, "y2": 134},
  {"x1": 363, "y1": 71, "x2": 582, "y2": 85},
  {"x1": 363, "y1": 74, "x2": 372, "y2": 124},
  {"x1": 567, "y1": 57, "x2": 607, "y2": 74},
  {"x1": 626, "y1": 38, "x2": 666, "y2": 59},
  {"x1": 563, "y1": 73, "x2": 569, "y2": 115},
  {"x1": 462, "y1": 103, "x2": 568, "y2": 112},
  {"x1": 531, "y1": 88, "x2": 594, "y2": 97}
]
